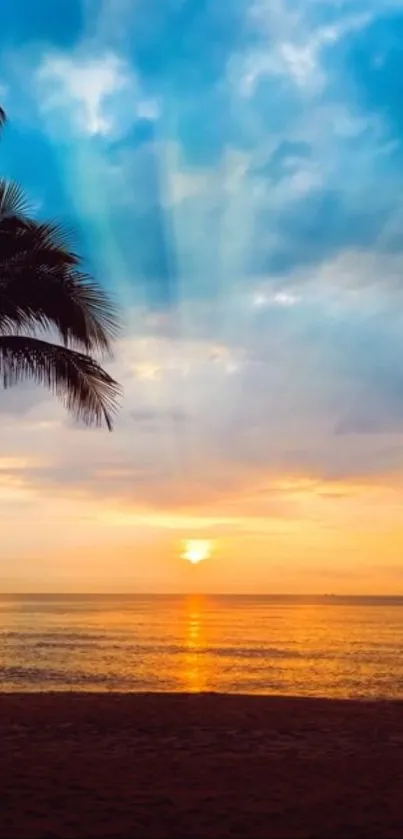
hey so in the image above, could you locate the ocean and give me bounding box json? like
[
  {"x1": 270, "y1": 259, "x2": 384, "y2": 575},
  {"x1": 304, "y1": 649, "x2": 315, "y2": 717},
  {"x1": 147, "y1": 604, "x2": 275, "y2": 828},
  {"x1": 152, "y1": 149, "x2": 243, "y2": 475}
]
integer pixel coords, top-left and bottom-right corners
[{"x1": 1, "y1": 594, "x2": 403, "y2": 697}]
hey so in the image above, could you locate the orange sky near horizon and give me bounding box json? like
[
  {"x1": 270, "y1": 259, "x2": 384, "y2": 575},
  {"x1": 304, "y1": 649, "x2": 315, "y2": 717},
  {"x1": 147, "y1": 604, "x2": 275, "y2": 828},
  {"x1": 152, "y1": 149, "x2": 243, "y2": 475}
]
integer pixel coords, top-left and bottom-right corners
[
  {"x1": 1, "y1": 327, "x2": 403, "y2": 596},
  {"x1": 2, "y1": 457, "x2": 403, "y2": 594}
]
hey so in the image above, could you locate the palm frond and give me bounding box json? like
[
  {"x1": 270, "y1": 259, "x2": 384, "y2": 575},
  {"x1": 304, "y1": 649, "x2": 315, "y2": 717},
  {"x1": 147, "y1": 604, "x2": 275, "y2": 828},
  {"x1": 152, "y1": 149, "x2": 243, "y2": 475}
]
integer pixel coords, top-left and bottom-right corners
[
  {"x1": 23, "y1": 219, "x2": 79, "y2": 260},
  {"x1": 0, "y1": 335, "x2": 122, "y2": 430},
  {"x1": 0, "y1": 215, "x2": 78, "y2": 265},
  {"x1": 0, "y1": 213, "x2": 120, "y2": 352},
  {"x1": 0, "y1": 266, "x2": 120, "y2": 353},
  {"x1": 54, "y1": 270, "x2": 120, "y2": 352},
  {"x1": 0, "y1": 179, "x2": 122, "y2": 426},
  {"x1": 0, "y1": 180, "x2": 31, "y2": 219}
]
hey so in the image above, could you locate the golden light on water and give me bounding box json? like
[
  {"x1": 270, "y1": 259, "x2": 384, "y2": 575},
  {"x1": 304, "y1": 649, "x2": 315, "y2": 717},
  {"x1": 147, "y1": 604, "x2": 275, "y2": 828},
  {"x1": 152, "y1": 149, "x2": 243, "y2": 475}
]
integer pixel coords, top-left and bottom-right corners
[
  {"x1": 182, "y1": 595, "x2": 210, "y2": 692},
  {"x1": 182, "y1": 539, "x2": 212, "y2": 565}
]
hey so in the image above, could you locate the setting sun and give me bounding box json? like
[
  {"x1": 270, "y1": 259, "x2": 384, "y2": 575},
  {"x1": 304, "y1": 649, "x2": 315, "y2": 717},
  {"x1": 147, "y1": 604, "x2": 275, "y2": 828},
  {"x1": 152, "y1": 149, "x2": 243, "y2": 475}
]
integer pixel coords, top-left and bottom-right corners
[{"x1": 182, "y1": 539, "x2": 212, "y2": 565}]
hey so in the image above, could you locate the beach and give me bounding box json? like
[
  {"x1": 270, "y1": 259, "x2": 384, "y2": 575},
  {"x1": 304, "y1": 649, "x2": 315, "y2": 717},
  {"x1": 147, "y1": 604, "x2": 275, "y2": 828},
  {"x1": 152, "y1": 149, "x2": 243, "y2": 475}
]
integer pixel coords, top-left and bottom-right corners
[{"x1": 2, "y1": 694, "x2": 403, "y2": 838}]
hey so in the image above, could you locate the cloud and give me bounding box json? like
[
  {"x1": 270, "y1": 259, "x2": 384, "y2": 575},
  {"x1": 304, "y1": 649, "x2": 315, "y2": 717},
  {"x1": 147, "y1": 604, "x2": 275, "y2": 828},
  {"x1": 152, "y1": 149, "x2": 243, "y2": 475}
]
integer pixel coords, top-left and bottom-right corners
[
  {"x1": 2, "y1": 271, "x2": 403, "y2": 521},
  {"x1": 130, "y1": 406, "x2": 190, "y2": 425},
  {"x1": 238, "y1": 4, "x2": 373, "y2": 95},
  {"x1": 36, "y1": 52, "x2": 158, "y2": 138},
  {"x1": 326, "y1": 9, "x2": 403, "y2": 138}
]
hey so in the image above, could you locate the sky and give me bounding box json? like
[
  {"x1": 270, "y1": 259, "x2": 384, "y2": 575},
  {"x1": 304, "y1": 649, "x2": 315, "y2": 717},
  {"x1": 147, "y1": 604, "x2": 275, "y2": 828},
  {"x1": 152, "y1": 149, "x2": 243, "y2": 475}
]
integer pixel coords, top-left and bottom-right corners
[{"x1": 2, "y1": 0, "x2": 403, "y2": 593}]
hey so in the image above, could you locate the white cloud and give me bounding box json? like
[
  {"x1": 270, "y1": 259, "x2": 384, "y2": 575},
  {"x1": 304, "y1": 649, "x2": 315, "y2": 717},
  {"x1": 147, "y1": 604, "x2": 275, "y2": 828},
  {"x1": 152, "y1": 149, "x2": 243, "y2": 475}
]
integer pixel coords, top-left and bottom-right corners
[
  {"x1": 249, "y1": 250, "x2": 403, "y2": 315},
  {"x1": 252, "y1": 290, "x2": 301, "y2": 308},
  {"x1": 118, "y1": 334, "x2": 244, "y2": 381},
  {"x1": 37, "y1": 53, "x2": 126, "y2": 135},
  {"x1": 238, "y1": 3, "x2": 373, "y2": 95},
  {"x1": 162, "y1": 147, "x2": 251, "y2": 206},
  {"x1": 167, "y1": 168, "x2": 209, "y2": 205},
  {"x1": 36, "y1": 52, "x2": 158, "y2": 138}
]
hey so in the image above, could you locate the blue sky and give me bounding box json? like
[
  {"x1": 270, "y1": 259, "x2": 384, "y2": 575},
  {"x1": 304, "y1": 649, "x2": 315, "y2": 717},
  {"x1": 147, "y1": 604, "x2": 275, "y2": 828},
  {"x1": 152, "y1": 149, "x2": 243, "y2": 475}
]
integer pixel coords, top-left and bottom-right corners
[{"x1": 2, "y1": 0, "x2": 403, "y2": 592}]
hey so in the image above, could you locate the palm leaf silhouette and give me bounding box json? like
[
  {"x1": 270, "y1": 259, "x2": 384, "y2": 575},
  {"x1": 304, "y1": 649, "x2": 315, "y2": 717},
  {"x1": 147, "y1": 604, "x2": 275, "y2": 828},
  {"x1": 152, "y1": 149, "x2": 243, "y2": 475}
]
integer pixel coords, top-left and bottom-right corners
[
  {"x1": 0, "y1": 105, "x2": 6, "y2": 132},
  {"x1": 0, "y1": 132, "x2": 121, "y2": 428},
  {"x1": 0, "y1": 335, "x2": 119, "y2": 430}
]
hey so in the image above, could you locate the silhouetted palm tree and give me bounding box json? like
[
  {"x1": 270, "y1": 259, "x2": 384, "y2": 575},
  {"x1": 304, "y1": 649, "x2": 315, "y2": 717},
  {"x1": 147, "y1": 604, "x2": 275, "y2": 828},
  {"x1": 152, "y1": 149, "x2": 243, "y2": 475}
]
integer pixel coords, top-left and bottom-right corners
[{"x1": 0, "y1": 115, "x2": 121, "y2": 429}]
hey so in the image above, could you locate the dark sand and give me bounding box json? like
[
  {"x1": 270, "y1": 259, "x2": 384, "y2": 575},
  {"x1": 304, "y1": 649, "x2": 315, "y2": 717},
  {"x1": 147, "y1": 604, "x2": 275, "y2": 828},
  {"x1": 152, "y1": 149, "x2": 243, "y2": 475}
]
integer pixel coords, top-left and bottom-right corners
[{"x1": 1, "y1": 694, "x2": 403, "y2": 838}]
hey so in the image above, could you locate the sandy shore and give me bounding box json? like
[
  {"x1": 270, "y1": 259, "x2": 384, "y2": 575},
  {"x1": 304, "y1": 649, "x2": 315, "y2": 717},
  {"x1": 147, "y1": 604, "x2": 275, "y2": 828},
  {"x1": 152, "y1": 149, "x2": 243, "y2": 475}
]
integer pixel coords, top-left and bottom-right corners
[{"x1": 1, "y1": 693, "x2": 403, "y2": 838}]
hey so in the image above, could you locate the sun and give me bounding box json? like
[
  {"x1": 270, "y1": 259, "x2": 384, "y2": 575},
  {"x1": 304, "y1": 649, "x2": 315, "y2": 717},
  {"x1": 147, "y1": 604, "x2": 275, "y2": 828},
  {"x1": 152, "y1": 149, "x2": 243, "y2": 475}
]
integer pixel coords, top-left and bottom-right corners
[{"x1": 182, "y1": 539, "x2": 212, "y2": 565}]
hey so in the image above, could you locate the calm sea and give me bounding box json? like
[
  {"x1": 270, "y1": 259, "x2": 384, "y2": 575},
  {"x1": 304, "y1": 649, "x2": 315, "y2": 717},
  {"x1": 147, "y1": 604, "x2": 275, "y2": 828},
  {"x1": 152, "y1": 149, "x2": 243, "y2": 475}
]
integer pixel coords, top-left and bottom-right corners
[{"x1": 1, "y1": 594, "x2": 403, "y2": 698}]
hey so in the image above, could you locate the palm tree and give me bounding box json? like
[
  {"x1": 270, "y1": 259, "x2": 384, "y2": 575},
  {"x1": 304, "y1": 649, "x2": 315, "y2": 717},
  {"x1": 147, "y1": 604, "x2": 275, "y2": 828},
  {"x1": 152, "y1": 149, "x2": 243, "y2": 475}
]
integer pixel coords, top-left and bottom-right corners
[{"x1": 0, "y1": 118, "x2": 121, "y2": 429}]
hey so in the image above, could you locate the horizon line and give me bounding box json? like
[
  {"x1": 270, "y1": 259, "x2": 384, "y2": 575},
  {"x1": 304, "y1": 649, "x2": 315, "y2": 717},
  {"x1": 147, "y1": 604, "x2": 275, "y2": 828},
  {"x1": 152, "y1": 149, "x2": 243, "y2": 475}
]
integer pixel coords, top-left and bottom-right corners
[{"x1": 1, "y1": 592, "x2": 403, "y2": 598}]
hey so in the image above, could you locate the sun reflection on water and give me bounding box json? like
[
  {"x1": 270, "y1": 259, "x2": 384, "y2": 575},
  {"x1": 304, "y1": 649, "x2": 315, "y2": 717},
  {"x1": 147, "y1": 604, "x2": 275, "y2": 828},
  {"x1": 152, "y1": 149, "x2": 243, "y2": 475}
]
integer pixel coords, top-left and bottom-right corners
[{"x1": 183, "y1": 595, "x2": 208, "y2": 692}]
